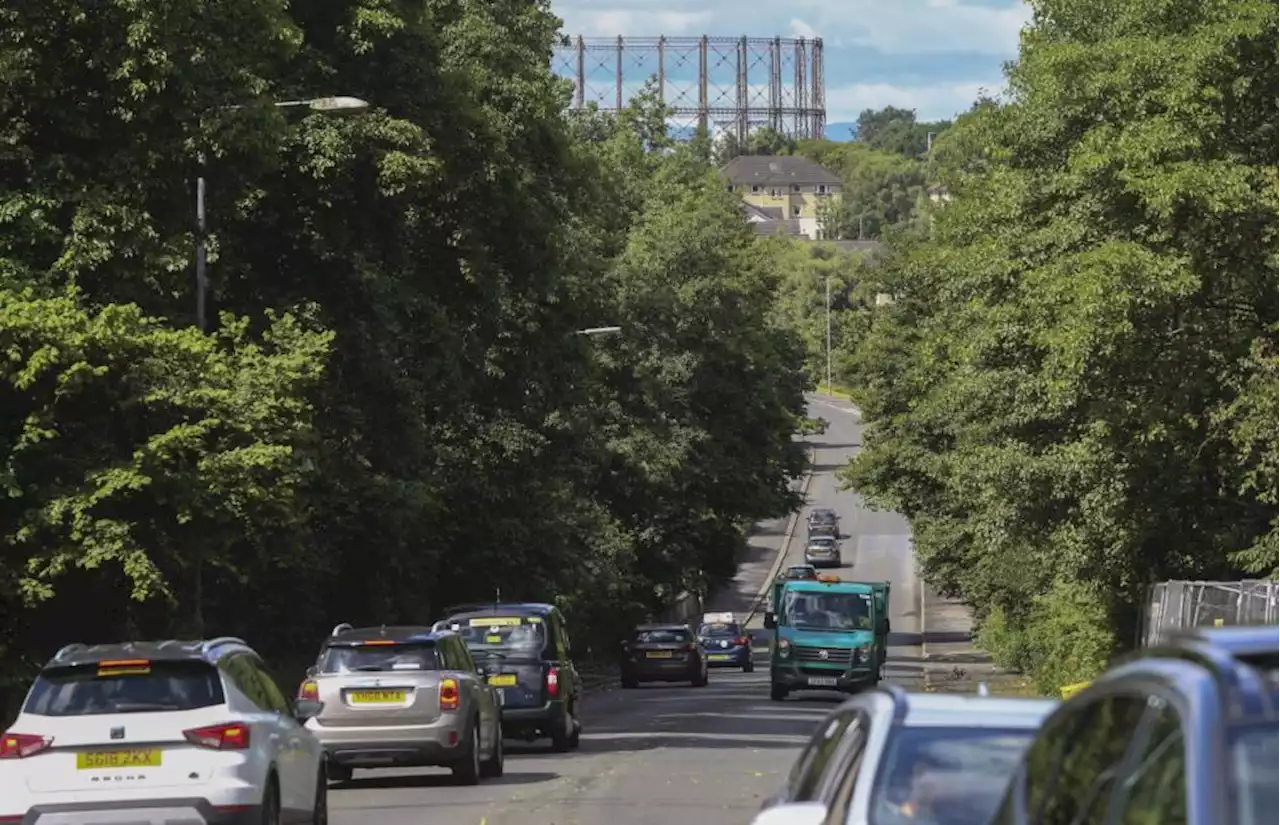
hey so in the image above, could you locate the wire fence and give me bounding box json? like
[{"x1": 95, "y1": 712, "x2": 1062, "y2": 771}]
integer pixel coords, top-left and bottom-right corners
[{"x1": 1140, "y1": 579, "x2": 1280, "y2": 647}]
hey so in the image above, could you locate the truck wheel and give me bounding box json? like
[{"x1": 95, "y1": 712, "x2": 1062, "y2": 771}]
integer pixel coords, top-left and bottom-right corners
[{"x1": 770, "y1": 683, "x2": 788, "y2": 701}]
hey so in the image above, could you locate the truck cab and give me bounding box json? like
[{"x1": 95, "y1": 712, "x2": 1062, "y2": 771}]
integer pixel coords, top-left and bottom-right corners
[{"x1": 763, "y1": 575, "x2": 890, "y2": 701}]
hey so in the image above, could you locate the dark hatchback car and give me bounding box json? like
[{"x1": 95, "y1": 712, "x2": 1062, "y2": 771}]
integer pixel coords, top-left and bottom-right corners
[
  {"x1": 435, "y1": 602, "x2": 583, "y2": 752},
  {"x1": 621, "y1": 624, "x2": 709, "y2": 688}
]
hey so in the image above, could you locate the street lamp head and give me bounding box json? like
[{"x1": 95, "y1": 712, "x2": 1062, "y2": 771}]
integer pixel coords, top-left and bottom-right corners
[
  {"x1": 575, "y1": 326, "x2": 623, "y2": 337},
  {"x1": 307, "y1": 96, "x2": 372, "y2": 114}
]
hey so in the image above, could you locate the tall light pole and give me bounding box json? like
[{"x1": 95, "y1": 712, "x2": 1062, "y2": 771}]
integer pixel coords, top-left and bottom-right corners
[
  {"x1": 825, "y1": 276, "x2": 833, "y2": 395},
  {"x1": 195, "y1": 96, "x2": 372, "y2": 332}
]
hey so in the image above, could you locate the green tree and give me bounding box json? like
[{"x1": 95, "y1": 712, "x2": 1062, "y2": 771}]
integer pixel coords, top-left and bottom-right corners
[{"x1": 854, "y1": 106, "x2": 952, "y2": 159}]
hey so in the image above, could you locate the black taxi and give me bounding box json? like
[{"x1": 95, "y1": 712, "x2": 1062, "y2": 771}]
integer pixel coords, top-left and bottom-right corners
[{"x1": 436, "y1": 602, "x2": 583, "y2": 752}]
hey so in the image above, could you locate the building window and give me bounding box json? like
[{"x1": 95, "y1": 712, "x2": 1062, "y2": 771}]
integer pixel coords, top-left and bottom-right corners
[
  {"x1": 726, "y1": 185, "x2": 735, "y2": 192},
  {"x1": 791, "y1": 184, "x2": 801, "y2": 193},
  {"x1": 791, "y1": 205, "x2": 802, "y2": 217},
  {"x1": 817, "y1": 185, "x2": 828, "y2": 195},
  {"x1": 770, "y1": 188, "x2": 782, "y2": 198},
  {"x1": 750, "y1": 185, "x2": 762, "y2": 194}
]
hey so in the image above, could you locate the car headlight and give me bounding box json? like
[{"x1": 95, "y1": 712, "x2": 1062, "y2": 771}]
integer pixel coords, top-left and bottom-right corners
[
  {"x1": 855, "y1": 646, "x2": 871, "y2": 663},
  {"x1": 777, "y1": 639, "x2": 793, "y2": 658}
]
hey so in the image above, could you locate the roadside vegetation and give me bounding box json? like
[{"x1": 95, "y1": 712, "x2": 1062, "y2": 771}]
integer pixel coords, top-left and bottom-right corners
[
  {"x1": 782, "y1": 0, "x2": 1276, "y2": 693},
  {"x1": 0, "y1": 2, "x2": 807, "y2": 707}
]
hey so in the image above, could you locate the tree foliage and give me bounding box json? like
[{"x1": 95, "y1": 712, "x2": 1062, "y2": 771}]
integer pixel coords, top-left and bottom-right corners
[
  {"x1": 852, "y1": 106, "x2": 952, "y2": 159},
  {"x1": 836, "y1": 0, "x2": 1277, "y2": 690},
  {"x1": 0, "y1": 0, "x2": 806, "y2": 703}
]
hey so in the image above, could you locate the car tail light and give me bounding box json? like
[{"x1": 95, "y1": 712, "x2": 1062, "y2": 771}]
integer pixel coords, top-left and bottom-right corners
[
  {"x1": 0, "y1": 732, "x2": 52, "y2": 759},
  {"x1": 737, "y1": 636, "x2": 751, "y2": 647},
  {"x1": 546, "y1": 667, "x2": 560, "y2": 698},
  {"x1": 184, "y1": 723, "x2": 250, "y2": 750},
  {"x1": 298, "y1": 679, "x2": 319, "y2": 700},
  {"x1": 680, "y1": 643, "x2": 695, "y2": 653},
  {"x1": 439, "y1": 677, "x2": 460, "y2": 711}
]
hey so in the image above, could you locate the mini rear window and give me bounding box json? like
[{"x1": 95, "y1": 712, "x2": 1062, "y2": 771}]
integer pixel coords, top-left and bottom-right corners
[
  {"x1": 635, "y1": 629, "x2": 690, "y2": 643},
  {"x1": 25, "y1": 660, "x2": 225, "y2": 716},
  {"x1": 320, "y1": 642, "x2": 442, "y2": 674}
]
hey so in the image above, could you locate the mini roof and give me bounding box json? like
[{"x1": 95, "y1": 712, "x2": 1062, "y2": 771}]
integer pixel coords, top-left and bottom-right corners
[{"x1": 328, "y1": 625, "x2": 442, "y2": 645}]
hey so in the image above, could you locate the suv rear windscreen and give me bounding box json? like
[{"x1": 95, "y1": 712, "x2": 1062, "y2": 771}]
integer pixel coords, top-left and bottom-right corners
[
  {"x1": 448, "y1": 615, "x2": 548, "y2": 655},
  {"x1": 25, "y1": 659, "x2": 225, "y2": 716},
  {"x1": 319, "y1": 642, "x2": 442, "y2": 674},
  {"x1": 634, "y1": 629, "x2": 690, "y2": 644}
]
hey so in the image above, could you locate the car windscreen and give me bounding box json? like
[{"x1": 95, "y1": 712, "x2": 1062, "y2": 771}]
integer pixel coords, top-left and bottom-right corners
[
  {"x1": 870, "y1": 726, "x2": 1036, "y2": 825},
  {"x1": 1232, "y1": 724, "x2": 1278, "y2": 825},
  {"x1": 781, "y1": 589, "x2": 874, "y2": 631},
  {"x1": 319, "y1": 641, "x2": 442, "y2": 673},
  {"x1": 634, "y1": 629, "x2": 690, "y2": 644},
  {"x1": 698, "y1": 622, "x2": 741, "y2": 638},
  {"x1": 448, "y1": 615, "x2": 548, "y2": 655},
  {"x1": 24, "y1": 659, "x2": 225, "y2": 716}
]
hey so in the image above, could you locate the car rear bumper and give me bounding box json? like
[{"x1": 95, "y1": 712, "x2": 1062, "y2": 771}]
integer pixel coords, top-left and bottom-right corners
[
  {"x1": 308, "y1": 715, "x2": 470, "y2": 768},
  {"x1": 623, "y1": 660, "x2": 701, "y2": 681},
  {"x1": 802, "y1": 554, "x2": 840, "y2": 567},
  {"x1": 10, "y1": 798, "x2": 262, "y2": 825},
  {"x1": 499, "y1": 701, "x2": 568, "y2": 736},
  {"x1": 702, "y1": 646, "x2": 750, "y2": 666}
]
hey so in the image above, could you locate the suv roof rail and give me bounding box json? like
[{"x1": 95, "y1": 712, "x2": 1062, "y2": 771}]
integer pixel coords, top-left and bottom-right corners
[
  {"x1": 53, "y1": 643, "x2": 88, "y2": 662},
  {"x1": 330, "y1": 623, "x2": 354, "y2": 637},
  {"x1": 201, "y1": 636, "x2": 247, "y2": 654}
]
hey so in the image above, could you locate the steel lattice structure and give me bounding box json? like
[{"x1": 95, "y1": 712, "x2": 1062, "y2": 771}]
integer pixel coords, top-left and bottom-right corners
[{"x1": 553, "y1": 36, "x2": 826, "y2": 141}]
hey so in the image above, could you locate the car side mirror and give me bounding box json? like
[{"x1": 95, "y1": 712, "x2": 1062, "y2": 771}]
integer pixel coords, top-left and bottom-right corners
[
  {"x1": 304, "y1": 665, "x2": 318, "y2": 678},
  {"x1": 293, "y1": 699, "x2": 324, "y2": 722},
  {"x1": 763, "y1": 612, "x2": 777, "y2": 630},
  {"x1": 749, "y1": 802, "x2": 827, "y2": 825}
]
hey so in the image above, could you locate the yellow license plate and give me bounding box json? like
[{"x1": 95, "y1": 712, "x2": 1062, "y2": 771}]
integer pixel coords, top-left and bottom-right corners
[
  {"x1": 348, "y1": 689, "x2": 408, "y2": 704},
  {"x1": 488, "y1": 674, "x2": 518, "y2": 687},
  {"x1": 646, "y1": 651, "x2": 674, "y2": 659},
  {"x1": 76, "y1": 749, "x2": 162, "y2": 770}
]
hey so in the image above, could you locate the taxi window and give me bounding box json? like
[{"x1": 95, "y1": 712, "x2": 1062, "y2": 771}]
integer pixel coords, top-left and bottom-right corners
[
  {"x1": 698, "y1": 622, "x2": 740, "y2": 637},
  {"x1": 452, "y1": 616, "x2": 548, "y2": 654}
]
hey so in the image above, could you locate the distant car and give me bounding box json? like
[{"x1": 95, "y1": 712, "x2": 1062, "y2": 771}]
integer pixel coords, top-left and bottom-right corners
[
  {"x1": 991, "y1": 625, "x2": 1278, "y2": 825},
  {"x1": 753, "y1": 685, "x2": 1057, "y2": 825},
  {"x1": 1, "y1": 637, "x2": 328, "y2": 824},
  {"x1": 804, "y1": 536, "x2": 842, "y2": 568},
  {"x1": 300, "y1": 624, "x2": 504, "y2": 784},
  {"x1": 783, "y1": 565, "x2": 820, "y2": 581},
  {"x1": 697, "y1": 612, "x2": 754, "y2": 672},
  {"x1": 621, "y1": 623, "x2": 709, "y2": 688},
  {"x1": 436, "y1": 602, "x2": 583, "y2": 752}
]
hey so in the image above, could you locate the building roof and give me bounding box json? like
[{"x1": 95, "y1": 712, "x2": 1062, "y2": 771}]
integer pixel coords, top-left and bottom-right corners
[
  {"x1": 723, "y1": 155, "x2": 842, "y2": 186},
  {"x1": 751, "y1": 219, "x2": 805, "y2": 236}
]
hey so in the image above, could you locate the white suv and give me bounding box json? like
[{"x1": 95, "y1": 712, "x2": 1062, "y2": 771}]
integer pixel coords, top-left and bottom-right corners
[{"x1": 0, "y1": 637, "x2": 328, "y2": 825}]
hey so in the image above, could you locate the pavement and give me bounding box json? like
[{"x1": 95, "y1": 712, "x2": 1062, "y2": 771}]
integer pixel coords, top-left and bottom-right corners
[{"x1": 329, "y1": 395, "x2": 926, "y2": 825}]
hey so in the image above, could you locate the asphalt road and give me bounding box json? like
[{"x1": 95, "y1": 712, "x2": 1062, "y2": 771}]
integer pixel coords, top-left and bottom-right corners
[{"x1": 329, "y1": 396, "x2": 919, "y2": 825}]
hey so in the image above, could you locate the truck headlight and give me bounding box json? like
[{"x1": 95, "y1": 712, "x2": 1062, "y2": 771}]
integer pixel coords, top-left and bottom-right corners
[
  {"x1": 777, "y1": 639, "x2": 793, "y2": 658},
  {"x1": 855, "y1": 646, "x2": 871, "y2": 663}
]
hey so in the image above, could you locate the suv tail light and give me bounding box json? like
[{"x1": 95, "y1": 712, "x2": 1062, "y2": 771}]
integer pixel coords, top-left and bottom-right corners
[
  {"x1": 298, "y1": 679, "x2": 319, "y2": 700},
  {"x1": 0, "y1": 732, "x2": 52, "y2": 759},
  {"x1": 183, "y1": 723, "x2": 250, "y2": 750},
  {"x1": 439, "y1": 678, "x2": 460, "y2": 711},
  {"x1": 736, "y1": 636, "x2": 751, "y2": 647},
  {"x1": 546, "y1": 667, "x2": 560, "y2": 698}
]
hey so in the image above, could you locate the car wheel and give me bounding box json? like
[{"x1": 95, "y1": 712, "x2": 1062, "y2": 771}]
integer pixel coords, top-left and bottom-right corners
[
  {"x1": 550, "y1": 704, "x2": 574, "y2": 752},
  {"x1": 452, "y1": 720, "x2": 482, "y2": 785},
  {"x1": 480, "y1": 722, "x2": 504, "y2": 778},
  {"x1": 693, "y1": 667, "x2": 708, "y2": 687},
  {"x1": 311, "y1": 767, "x2": 329, "y2": 825},
  {"x1": 261, "y1": 776, "x2": 281, "y2": 825}
]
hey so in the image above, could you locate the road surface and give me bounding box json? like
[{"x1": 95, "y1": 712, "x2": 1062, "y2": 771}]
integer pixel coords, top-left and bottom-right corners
[{"x1": 329, "y1": 395, "x2": 920, "y2": 825}]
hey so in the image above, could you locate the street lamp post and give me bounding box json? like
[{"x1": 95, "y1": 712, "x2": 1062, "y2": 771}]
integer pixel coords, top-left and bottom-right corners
[
  {"x1": 825, "y1": 276, "x2": 832, "y2": 395},
  {"x1": 194, "y1": 96, "x2": 371, "y2": 332}
]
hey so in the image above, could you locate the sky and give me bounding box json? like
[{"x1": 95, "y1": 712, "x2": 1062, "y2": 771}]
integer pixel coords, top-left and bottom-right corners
[{"x1": 550, "y1": 0, "x2": 1032, "y2": 134}]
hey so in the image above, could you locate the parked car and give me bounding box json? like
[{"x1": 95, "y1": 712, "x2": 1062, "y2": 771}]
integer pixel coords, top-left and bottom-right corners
[
  {"x1": 299, "y1": 623, "x2": 504, "y2": 784},
  {"x1": 1, "y1": 637, "x2": 327, "y2": 824},
  {"x1": 753, "y1": 684, "x2": 1057, "y2": 825},
  {"x1": 990, "y1": 625, "x2": 1278, "y2": 825}
]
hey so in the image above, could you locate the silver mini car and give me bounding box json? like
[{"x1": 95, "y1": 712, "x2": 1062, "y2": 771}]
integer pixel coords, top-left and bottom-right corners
[{"x1": 298, "y1": 624, "x2": 504, "y2": 785}]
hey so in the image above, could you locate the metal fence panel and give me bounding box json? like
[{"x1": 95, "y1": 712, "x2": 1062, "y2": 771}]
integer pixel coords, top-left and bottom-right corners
[{"x1": 1141, "y1": 580, "x2": 1279, "y2": 647}]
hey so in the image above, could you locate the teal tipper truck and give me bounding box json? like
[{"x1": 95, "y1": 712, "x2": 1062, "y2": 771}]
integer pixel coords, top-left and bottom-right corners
[{"x1": 763, "y1": 575, "x2": 890, "y2": 701}]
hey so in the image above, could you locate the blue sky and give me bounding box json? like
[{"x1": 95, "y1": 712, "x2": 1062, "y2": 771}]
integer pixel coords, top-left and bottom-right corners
[{"x1": 551, "y1": 0, "x2": 1031, "y2": 129}]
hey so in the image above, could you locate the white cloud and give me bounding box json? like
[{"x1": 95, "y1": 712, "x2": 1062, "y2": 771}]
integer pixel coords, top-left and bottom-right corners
[
  {"x1": 792, "y1": 0, "x2": 1031, "y2": 55},
  {"x1": 789, "y1": 18, "x2": 819, "y2": 39},
  {"x1": 825, "y1": 80, "x2": 1001, "y2": 122},
  {"x1": 556, "y1": 7, "x2": 716, "y2": 37}
]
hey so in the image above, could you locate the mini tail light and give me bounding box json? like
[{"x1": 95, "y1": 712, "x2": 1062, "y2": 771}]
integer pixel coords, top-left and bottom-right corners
[
  {"x1": 298, "y1": 679, "x2": 319, "y2": 700},
  {"x1": 184, "y1": 723, "x2": 250, "y2": 750},
  {"x1": 546, "y1": 667, "x2": 560, "y2": 698},
  {"x1": 0, "y1": 732, "x2": 52, "y2": 759},
  {"x1": 439, "y1": 678, "x2": 460, "y2": 711}
]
